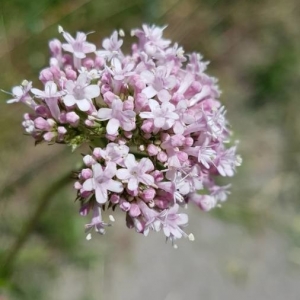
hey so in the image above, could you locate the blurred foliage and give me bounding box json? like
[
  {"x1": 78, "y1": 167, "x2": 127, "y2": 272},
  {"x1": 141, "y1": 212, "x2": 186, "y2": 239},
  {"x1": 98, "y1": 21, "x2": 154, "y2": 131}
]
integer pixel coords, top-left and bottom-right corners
[{"x1": 1, "y1": 0, "x2": 300, "y2": 299}]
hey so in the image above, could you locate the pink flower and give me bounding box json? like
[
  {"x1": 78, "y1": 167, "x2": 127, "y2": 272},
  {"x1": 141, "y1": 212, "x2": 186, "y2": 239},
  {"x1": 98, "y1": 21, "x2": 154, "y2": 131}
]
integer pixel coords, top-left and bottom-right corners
[
  {"x1": 31, "y1": 81, "x2": 65, "y2": 120},
  {"x1": 83, "y1": 162, "x2": 123, "y2": 204},
  {"x1": 63, "y1": 73, "x2": 100, "y2": 111},
  {"x1": 139, "y1": 99, "x2": 179, "y2": 130},
  {"x1": 60, "y1": 26, "x2": 96, "y2": 68},
  {"x1": 97, "y1": 98, "x2": 136, "y2": 135},
  {"x1": 116, "y1": 154, "x2": 155, "y2": 191}
]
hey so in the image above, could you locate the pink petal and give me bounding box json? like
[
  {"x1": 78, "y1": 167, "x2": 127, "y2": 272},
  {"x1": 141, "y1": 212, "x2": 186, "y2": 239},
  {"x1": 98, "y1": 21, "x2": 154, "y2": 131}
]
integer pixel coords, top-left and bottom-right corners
[
  {"x1": 45, "y1": 98, "x2": 60, "y2": 120},
  {"x1": 83, "y1": 42, "x2": 96, "y2": 53},
  {"x1": 157, "y1": 89, "x2": 171, "y2": 102},
  {"x1": 62, "y1": 44, "x2": 74, "y2": 53}
]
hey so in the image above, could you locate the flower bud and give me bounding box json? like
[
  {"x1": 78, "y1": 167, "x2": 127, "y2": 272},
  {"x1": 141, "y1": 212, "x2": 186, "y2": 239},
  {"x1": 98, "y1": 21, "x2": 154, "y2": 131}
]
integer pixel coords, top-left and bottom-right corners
[
  {"x1": 49, "y1": 39, "x2": 62, "y2": 56},
  {"x1": 81, "y1": 168, "x2": 93, "y2": 180},
  {"x1": 83, "y1": 155, "x2": 96, "y2": 166},
  {"x1": 120, "y1": 200, "x2": 131, "y2": 212},
  {"x1": 147, "y1": 144, "x2": 158, "y2": 156},
  {"x1": 39, "y1": 68, "x2": 53, "y2": 83},
  {"x1": 110, "y1": 194, "x2": 120, "y2": 204},
  {"x1": 142, "y1": 188, "x2": 156, "y2": 201},
  {"x1": 123, "y1": 99, "x2": 134, "y2": 110},
  {"x1": 184, "y1": 137, "x2": 194, "y2": 147},
  {"x1": 66, "y1": 112, "x2": 80, "y2": 127},
  {"x1": 93, "y1": 148, "x2": 102, "y2": 159},
  {"x1": 129, "y1": 203, "x2": 141, "y2": 217},
  {"x1": 43, "y1": 132, "x2": 56, "y2": 142},
  {"x1": 74, "y1": 181, "x2": 82, "y2": 190},
  {"x1": 95, "y1": 56, "x2": 105, "y2": 68},
  {"x1": 177, "y1": 151, "x2": 188, "y2": 162},
  {"x1": 103, "y1": 91, "x2": 116, "y2": 105},
  {"x1": 65, "y1": 68, "x2": 77, "y2": 80},
  {"x1": 83, "y1": 58, "x2": 94, "y2": 69},
  {"x1": 157, "y1": 151, "x2": 167, "y2": 162},
  {"x1": 34, "y1": 117, "x2": 51, "y2": 131},
  {"x1": 141, "y1": 120, "x2": 153, "y2": 133}
]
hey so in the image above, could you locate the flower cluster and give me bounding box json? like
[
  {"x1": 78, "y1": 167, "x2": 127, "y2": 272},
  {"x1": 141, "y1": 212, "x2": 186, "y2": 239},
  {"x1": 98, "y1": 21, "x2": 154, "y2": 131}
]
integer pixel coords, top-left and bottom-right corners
[{"x1": 6, "y1": 25, "x2": 241, "y2": 247}]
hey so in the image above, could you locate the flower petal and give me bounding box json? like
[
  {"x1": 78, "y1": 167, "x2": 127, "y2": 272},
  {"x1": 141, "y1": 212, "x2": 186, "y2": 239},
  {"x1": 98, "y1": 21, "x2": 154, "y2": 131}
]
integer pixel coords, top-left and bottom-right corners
[
  {"x1": 77, "y1": 99, "x2": 91, "y2": 111},
  {"x1": 97, "y1": 108, "x2": 112, "y2": 120},
  {"x1": 95, "y1": 186, "x2": 108, "y2": 204},
  {"x1": 106, "y1": 118, "x2": 120, "y2": 135},
  {"x1": 106, "y1": 179, "x2": 123, "y2": 193},
  {"x1": 84, "y1": 85, "x2": 100, "y2": 99},
  {"x1": 63, "y1": 94, "x2": 76, "y2": 107}
]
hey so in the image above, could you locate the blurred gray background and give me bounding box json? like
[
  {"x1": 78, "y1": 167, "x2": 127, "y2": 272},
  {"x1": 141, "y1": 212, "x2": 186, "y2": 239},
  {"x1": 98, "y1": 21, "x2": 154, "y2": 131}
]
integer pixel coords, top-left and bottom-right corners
[{"x1": 1, "y1": 0, "x2": 300, "y2": 299}]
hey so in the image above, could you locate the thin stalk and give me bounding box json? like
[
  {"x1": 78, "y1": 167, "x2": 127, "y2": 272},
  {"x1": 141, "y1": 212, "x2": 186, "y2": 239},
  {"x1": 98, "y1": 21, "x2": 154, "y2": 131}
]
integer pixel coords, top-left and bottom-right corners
[{"x1": 0, "y1": 171, "x2": 72, "y2": 278}]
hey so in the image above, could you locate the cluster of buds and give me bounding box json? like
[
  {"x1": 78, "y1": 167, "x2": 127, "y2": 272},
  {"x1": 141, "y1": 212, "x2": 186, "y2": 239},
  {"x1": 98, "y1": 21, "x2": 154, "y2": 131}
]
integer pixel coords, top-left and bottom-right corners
[{"x1": 6, "y1": 25, "x2": 241, "y2": 247}]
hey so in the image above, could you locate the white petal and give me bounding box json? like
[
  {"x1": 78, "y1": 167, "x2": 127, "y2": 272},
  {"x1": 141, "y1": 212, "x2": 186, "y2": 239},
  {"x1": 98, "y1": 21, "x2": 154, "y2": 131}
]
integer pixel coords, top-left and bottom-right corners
[
  {"x1": 154, "y1": 117, "x2": 165, "y2": 128},
  {"x1": 116, "y1": 169, "x2": 130, "y2": 180},
  {"x1": 142, "y1": 86, "x2": 157, "y2": 99},
  {"x1": 106, "y1": 179, "x2": 123, "y2": 193},
  {"x1": 128, "y1": 177, "x2": 138, "y2": 191},
  {"x1": 63, "y1": 94, "x2": 76, "y2": 106},
  {"x1": 95, "y1": 186, "x2": 108, "y2": 204},
  {"x1": 31, "y1": 88, "x2": 45, "y2": 98},
  {"x1": 83, "y1": 178, "x2": 94, "y2": 191},
  {"x1": 12, "y1": 86, "x2": 23, "y2": 97},
  {"x1": 124, "y1": 154, "x2": 136, "y2": 169},
  {"x1": 84, "y1": 85, "x2": 100, "y2": 99},
  {"x1": 77, "y1": 99, "x2": 91, "y2": 111},
  {"x1": 97, "y1": 108, "x2": 112, "y2": 120},
  {"x1": 106, "y1": 118, "x2": 120, "y2": 135}
]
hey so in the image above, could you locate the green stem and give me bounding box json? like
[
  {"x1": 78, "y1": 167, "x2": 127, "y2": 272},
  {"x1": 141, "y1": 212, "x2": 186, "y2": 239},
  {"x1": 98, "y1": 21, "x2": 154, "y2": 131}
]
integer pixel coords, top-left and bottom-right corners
[{"x1": 0, "y1": 171, "x2": 72, "y2": 278}]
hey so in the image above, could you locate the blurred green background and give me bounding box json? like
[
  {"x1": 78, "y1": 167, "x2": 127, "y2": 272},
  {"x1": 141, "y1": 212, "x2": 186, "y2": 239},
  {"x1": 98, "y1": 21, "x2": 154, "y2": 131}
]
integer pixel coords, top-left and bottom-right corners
[{"x1": 1, "y1": 0, "x2": 300, "y2": 299}]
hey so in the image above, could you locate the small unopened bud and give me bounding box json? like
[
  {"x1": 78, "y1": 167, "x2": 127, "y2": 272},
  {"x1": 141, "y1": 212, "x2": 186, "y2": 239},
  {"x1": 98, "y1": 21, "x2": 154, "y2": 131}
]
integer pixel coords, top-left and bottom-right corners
[
  {"x1": 120, "y1": 201, "x2": 131, "y2": 212},
  {"x1": 81, "y1": 168, "x2": 93, "y2": 180},
  {"x1": 157, "y1": 151, "x2": 168, "y2": 163},
  {"x1": 129, "y1": 203, "x2": 141, "y2": 217},
  {"x1": 83, "y1": 155, "x2": 96, "y2": 166},
  {"x1": 66, "y1": 112, "x2": 80, "y2": 127},
  {"x1": 86, "y1": 233, "x2": 92, "y2": 241}
]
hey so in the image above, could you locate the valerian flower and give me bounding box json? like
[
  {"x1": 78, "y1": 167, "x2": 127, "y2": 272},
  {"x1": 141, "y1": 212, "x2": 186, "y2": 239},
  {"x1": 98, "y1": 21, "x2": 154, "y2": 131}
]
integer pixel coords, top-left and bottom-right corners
[
  {"x1": 5, "y1": 25, "x2": 241, "y2": 246},
  {"x1": 63, "y1": 73, "x2": 100, "y2": 111}
]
